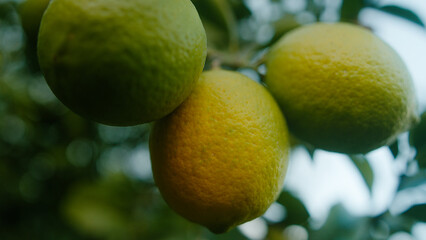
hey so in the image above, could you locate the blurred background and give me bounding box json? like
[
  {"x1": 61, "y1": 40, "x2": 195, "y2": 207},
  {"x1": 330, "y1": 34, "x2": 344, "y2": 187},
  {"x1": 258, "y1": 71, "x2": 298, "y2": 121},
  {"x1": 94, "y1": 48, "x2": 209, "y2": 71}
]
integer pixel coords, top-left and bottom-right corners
[{"x1": 0, "y1": 0, "x2": 425, "y2": 239}]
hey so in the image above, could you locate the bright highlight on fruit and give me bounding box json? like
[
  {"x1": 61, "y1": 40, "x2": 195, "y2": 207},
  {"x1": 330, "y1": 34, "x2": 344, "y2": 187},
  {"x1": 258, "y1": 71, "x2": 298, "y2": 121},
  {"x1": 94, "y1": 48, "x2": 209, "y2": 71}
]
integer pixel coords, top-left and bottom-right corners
[
  {"x1": 265, "y1": 22, "x2": 418, "y2": 154},
  {"x1": 150, "y1": 70, "x2": 290, "y2": 233},
  {"x1": 38, "y1": 0, "x2": 207, "y2": 126}
]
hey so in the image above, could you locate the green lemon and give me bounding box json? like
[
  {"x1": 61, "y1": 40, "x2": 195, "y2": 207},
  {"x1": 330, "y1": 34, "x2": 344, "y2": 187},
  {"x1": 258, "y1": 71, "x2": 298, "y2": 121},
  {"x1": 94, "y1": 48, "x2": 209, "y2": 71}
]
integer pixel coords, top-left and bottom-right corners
[
  {"x1": 265, "y1": 23, "x2": 418, "y2": 154},
  {"x1": 19, "y1": 0, "x2": 50, "y2": 40},
  {"x1": 38, "y1": 0, "x2": 207, "y2": 126},
  {"x1": 18, "y1": 0, "x2": 50, "y2": 71}
]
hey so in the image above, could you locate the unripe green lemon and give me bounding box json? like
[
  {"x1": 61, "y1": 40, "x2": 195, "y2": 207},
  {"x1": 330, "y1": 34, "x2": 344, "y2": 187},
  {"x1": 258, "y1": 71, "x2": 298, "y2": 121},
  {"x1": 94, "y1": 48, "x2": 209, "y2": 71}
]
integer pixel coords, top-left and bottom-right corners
[
  {"x1": 19, "y1": 0, "x2": 50, "y2": 40},
  {"x1": 265, "y1": 23, "x2": 418, "y2": 154},
  {"x1": 18, "y1": 0, "x2": 50, "y2": 71},
  {"x1": 38, "y1": 0, "x2": 207, "y2": 126},
  {"x1": 150, "y1": 70, "x2": 290, "y2": 233}
]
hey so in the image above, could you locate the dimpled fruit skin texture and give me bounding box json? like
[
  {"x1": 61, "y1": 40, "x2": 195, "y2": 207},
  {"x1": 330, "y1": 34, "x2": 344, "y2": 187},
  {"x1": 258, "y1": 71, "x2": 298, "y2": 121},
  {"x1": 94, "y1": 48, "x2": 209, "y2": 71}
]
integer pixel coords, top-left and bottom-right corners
[
  {"x1": 265, "y1": 23, "x2": 418, "y2": 154},
  {"x1": 150, "y1": 70, "x2": 290, "y2": 233},
  {"x1": 38, "y1": 0, "x2": 206, "y2": 126}
]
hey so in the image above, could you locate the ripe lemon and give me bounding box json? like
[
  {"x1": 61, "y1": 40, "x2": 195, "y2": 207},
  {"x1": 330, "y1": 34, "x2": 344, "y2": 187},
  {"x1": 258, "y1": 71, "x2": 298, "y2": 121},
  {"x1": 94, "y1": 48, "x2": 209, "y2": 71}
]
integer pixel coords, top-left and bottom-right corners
[
  {"x1": 38, "y1": 0, "x2": 207, "y2": 126},
  {"x1": 150, "y1": 70, "x2": 290, "y2": 233},
  {"x1": 265, "y1": 23, "x2": 418, "y2": 154}
]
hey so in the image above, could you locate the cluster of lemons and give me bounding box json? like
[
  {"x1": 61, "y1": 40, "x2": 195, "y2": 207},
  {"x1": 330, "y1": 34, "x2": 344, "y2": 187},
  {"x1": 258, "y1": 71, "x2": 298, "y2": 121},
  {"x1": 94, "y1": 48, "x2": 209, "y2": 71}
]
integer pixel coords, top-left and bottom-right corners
[{"x1": 31, "y1": 0, "x2": 417, "y2": 233}]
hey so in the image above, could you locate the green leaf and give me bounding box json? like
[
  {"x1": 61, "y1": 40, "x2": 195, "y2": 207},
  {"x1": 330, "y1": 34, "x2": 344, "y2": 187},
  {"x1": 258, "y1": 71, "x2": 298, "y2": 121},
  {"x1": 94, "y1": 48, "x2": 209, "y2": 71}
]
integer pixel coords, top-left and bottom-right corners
[
  {"x1": 192, "y1": 0, "x2": 240, "y2": 51},
  {"x1": 380, "y1": 211, "x2": 415, "y2": 235},
  {"x1": 340, "y1": 0, "x2": 365, "y2": 23},
  {"x1": 410, "y1": 112, "x2": 426, "y2": 169},
  {"x1": 388, "y1": 140, "x2": 399, "y2": 158},
  {"x1": 267, "y1": 14, "x2": 301, "y2": 48},
  {"x1": 229, "y1": 0, "x2": 251, "y2": 20},
  {"x1": 377, "y1": 5, "x2": 425, "y2": 27},
  {"x1": 416, "y1": 148, "x2": 426, "y2": 169},
  {"x1": 309, "y1": 204, "x2": 370, "y2": 240},
  {"x1": 401, "y1": 204, "x2": 426, "y2": 222},
  {"x1": 350, "y1": 155, "x2": 374, "y2": 194},
  {"x1": 398, "y1": 169, "x2": 426, "y2": 191},
  {"x1": 276, "y1": 190, "x2": 309, "y2": 225},
  {"x1": 304, "y1": 144, "x2": 316, "y2": 160}
]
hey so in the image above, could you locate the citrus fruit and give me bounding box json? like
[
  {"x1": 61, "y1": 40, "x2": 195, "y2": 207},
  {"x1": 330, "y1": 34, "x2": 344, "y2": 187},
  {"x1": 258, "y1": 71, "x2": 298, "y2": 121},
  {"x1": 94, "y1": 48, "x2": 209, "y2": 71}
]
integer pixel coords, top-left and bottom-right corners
[
  {"x1": 18, "y1": 0, "x2": 50, "y2": 71},
  {"x1": 19, "y1": 0, "x2": 50, "y2": 39},
  {"x1": 265, "y1": 22, "x2": 418, "y2": 154},
  {"x1": 38, "y1": 0, "x2": 207, "y2": 126},
  {"x1": 150, "y1": 69, "x2": 290, "y2": 233}
]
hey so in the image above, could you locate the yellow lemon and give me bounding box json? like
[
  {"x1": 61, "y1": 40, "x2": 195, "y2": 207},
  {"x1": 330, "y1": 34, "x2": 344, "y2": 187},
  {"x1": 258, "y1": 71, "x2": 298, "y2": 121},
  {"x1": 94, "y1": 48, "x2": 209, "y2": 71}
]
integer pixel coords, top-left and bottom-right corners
[
  {"x1": 265, "y1": 22, "x2": 418, "y2": 154},
  {"x1": 150, "y1": 70, "x2": 290, "y2": 233},
  {"x1": 38, "y1": 0, "x2": 206, "y2": 126}
]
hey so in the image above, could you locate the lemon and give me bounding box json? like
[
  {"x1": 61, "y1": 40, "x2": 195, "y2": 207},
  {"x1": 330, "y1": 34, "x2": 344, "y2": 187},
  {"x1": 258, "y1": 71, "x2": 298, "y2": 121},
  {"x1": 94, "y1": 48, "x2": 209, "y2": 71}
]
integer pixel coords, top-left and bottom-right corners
[
  {"x1": 38, "y1": 0, "x2": 207, "y2": 126},
  {"x1": 18, "y1": 0, "x2": 50, "y2": 71},
  {"x1": 150, "y1": 70, "x2": 290, "y2": 233},
  {"x1": 19, "y1": 0, "x2": 50, "y2": 39},
  {"x1": 265, "y1": 22, "x2": 418, "y2": 154}
]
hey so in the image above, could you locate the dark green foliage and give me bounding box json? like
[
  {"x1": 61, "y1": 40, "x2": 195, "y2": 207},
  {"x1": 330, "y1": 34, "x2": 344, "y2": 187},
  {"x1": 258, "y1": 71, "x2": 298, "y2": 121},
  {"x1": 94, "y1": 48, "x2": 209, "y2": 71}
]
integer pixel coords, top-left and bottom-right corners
[
  {"x1": 276, "y1": 191, "x2": 309, "y2": 226},
  {"x1": 389, "y1": 140, "x2": 399, "y2": 158},
  {"x1": 376, "y1": 5, "x2": 425, "y2": 27},
  {"x1": 398, "y1": 170, "x2": 426, "y2": 191},
  {"x1": 410, "y1": 112, "x2": 426, "y2": 169},
  {"x1": 402, "y1": 204, "x2": 426, "y2": 222},
  {"x1": 350, "y1": 155, "x2": 374, "y2": 194},
  {"x1": 340, "y1": 0, "x2": 365, "y2": 23},
  {"x1": 309, "y1": 204, "x2": 370, "y2": 240}
]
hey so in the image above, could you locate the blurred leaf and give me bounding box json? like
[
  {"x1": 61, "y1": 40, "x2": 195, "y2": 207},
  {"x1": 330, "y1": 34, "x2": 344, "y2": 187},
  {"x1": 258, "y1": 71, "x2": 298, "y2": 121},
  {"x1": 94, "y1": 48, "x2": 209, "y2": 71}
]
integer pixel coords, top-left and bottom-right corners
[
  {"x1": 276, "y1": 190, "x2": 309, "y2": 225},
  {"x1": 302, "y1": 142, "x2": 316, "y2": 160},
  {"x1": 306, "y1": 0, "x2": 324, "y2": 20},
  {"x1": 340, "y1": 0, "x2": 365, "y2": 22},
  {"x1": 376, "y1": 5, "x2": 425, "y2": 27},
  {"x1": 268, "y1": 14, "x2": 301, "y2": 48},
  {"x1": 369, "y1": 219, "x2": 390, "y2": 240},
  {"x1": 309, "y1": 204, "x2": 370, "y2": 240},
  {"x1": 192, "y1": 0, "x2": 228, "y2": 28},
  {"x1": 350, "y1": 155, "x2": 374, "y2": 194},
  {"x1": 410, "y1": 112, "x2": 426, "y2": 169},
  {"x1": 398, "y1": 169, "x2": 426, "y2": 191},
  {"x1": 289, "y1": 133, "x2": 302, "y2": 148},
  {"x1": 192, "y1": 0, "x2": 240, "y2": 51},
  {"x1": 389, "y1": 140, "x2": 399, "y2": 158},
  {"x1": 409, "y1": 112, "x2": 426, "y2": 148},
  {"x1": 229, "y1": 0, "x2": 251, "y2": 20},
  {"x1": 401, "y1": 204, "x2": 426, "y2": 222},
  {"x1": 63, "y1": 174, "x2": 204, "y2": 240},
  {"x1": 380, "y1": 211, "x2": 415, "y2": 235},
  {"x1": 415, "y1": 149, "x2": 426, "y2": 169},
  {"x1": 63, "y1": 175, "x2": 135, "y2": 238}
]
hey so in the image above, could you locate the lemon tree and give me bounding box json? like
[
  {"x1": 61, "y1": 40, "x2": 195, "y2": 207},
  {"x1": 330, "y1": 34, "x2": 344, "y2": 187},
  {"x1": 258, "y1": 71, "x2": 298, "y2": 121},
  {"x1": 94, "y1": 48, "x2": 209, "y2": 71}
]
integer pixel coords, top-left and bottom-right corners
[
  {"x1": 150, "y1": 70, "x2": 290, "y2": 233},
  {"x1": 265, "y1": 23, "x2": 418, "y2": 154},
  {"x1": 38, "y1": 0, "x2": 207, "y2": 126}
]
